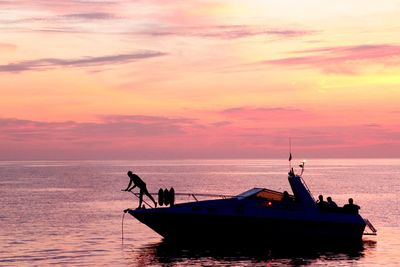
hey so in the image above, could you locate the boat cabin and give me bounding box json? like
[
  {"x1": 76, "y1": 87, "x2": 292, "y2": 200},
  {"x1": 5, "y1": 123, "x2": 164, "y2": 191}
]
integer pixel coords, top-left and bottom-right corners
[{"x1": 236, "y1": 188, "x2": 295, "y2": 202}]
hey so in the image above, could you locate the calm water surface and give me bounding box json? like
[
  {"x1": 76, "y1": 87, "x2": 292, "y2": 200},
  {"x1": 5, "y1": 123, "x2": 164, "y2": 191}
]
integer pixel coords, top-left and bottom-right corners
[{"x1": 1, "y1": 159, "x2": 399, "y2": 266}]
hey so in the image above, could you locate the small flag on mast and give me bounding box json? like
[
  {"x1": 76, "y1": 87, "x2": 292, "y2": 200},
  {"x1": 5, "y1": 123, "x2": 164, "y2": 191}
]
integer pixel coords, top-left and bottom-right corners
[{"x1": 289, "y1": 153, "x2": 292, "y2": 161}]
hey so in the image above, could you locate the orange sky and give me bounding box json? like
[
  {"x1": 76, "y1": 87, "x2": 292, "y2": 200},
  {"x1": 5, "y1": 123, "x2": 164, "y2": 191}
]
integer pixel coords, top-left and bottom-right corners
[{"x1": 1, "y1": 0, "x2": 400, "y2": 159}]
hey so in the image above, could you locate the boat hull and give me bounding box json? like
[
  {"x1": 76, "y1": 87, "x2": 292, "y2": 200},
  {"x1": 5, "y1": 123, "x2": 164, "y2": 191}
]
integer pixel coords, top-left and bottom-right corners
[{"x1": 129, "y1": 208, "x2": 365, "y2": 244}]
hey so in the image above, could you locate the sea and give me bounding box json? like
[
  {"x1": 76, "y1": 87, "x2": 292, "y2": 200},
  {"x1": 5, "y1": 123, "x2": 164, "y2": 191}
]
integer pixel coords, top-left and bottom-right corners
[{"x1": 1, "y1": 159, "x2": 399, "y2": 266}]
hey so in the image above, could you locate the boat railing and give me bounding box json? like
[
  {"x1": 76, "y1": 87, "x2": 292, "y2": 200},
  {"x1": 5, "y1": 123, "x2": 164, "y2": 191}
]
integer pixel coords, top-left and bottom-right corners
[
  {"x1": 363, "y1": 218, "x2": 377, "y2": 235},
  {"x1": 128, "y1": 190, "x2": 234, "y2": 209},
  {"x1": 173, "y1": 193, "x2": 234, "y2": 202},
  {"x1": 299, "y1": 176, "x2": 316, "y2": 202}
]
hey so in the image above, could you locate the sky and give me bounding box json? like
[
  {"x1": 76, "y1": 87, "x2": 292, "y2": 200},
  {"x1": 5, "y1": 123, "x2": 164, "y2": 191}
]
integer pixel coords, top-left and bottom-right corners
[{"x1": 1, "y1": 0, "x2": 400, "y2": 160}]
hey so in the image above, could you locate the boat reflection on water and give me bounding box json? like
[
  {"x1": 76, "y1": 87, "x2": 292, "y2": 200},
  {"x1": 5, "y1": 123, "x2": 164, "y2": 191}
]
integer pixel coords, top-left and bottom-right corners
[{"x1": 129, "y1": 239, "x2": 377, "y2": 266}]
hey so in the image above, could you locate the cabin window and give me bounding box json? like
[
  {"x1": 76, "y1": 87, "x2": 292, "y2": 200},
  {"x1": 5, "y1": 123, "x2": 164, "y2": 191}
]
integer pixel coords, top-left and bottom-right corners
[
  {"x1": 254, "y1": 190, "x2": 295, "y2": 202},
  {"x1": 254, "y1": 190, "x2": 283, "y2": 201}
]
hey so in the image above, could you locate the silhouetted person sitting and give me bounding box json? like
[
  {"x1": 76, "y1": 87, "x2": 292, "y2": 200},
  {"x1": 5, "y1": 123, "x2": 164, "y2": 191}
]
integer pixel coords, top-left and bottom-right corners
[
  {"x1": 122, "y1": 171, "x2": 157, "y2": 209},
  {"x1": 326, "y1": 196, "x2": 338, "y2": 211},
  {"x1": 343, "y1": 198, "x2": 360, "y2": 214},
  {"x1": 282, "y1": 191, "x2": 291, "y2": 202},
  {"x1": 316, "y1": 195, "x2": 329, "y2": 211}
]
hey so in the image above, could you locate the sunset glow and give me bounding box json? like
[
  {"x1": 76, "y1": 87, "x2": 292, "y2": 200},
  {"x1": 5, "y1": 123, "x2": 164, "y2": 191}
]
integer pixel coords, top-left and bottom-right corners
[{"x1": 1, "y1": 0, "x2": 400, "y2": 159}]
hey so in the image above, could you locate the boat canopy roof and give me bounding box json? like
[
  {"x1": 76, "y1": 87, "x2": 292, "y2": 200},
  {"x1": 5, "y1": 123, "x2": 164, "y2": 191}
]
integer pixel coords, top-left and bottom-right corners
[
  {"x1": 236, "y1": 188, "x2": 286, "y2": 201},
  {"x1": 236, "y1": 188, "x2": 264, "y2": 199}
]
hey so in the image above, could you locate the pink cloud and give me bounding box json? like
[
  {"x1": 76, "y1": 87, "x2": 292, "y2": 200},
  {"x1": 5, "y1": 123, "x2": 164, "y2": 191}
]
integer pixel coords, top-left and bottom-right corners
[
  {"x1": 0, "y1": 116, "x2": 195, "y2": 159},
  {"x1": 1, "y1": 114, "x2": 399, "y2": 160},
  {"x1": 0, "y1": 115, "x2": 194, "y2": 141},
  {"x1": 257, "y1": 44, "x2": 400, "y2": 74},
  {"x1": 0, "y1": 1, "x2": 122, "y2": 33}
]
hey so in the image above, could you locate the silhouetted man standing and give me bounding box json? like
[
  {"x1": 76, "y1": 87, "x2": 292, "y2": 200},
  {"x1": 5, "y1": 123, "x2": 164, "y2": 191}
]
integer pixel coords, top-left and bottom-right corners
[{"x1": 123, "y1": 171, "x2": 157, "y2": 209}]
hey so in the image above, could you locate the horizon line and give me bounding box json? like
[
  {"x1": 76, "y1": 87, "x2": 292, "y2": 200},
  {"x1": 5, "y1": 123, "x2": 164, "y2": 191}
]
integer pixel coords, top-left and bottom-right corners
[{"x1": 1, "y1": 157, "x2": 400, "y2": 162}]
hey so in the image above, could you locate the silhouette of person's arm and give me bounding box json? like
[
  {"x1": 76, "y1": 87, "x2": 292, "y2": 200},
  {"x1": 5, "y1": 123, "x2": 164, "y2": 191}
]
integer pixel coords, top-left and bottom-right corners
[
  {"x1": 128, "y1": 183, "x2": 137, "y2": 191},
  {"x1": 123, "y1": 179, "x2": 133, "y2": 191}
]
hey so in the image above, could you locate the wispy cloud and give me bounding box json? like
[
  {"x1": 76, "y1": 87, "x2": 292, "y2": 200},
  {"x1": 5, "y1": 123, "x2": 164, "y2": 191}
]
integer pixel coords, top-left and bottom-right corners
[
  {"x1": 0, "y1": 51, "x2": 167, "y2": 72},
  {"x1": 1, "y1": 11, "x2": 118, "y2": 25},
  {"x1": 61, "y1": 12, "x2": 118, "y2": 20},
  {"x1": 0, "y1": 1, "x2": 121, "y2": 33},
  {"x1": 256, "y1": 44, "x2": 400, "y2": 74},
  {"x1": 0, "y1": 0, "x2": 119, "y2": 11},
  {"x1": 137, "y1": 25, "x2": 315, "y2": 40}
]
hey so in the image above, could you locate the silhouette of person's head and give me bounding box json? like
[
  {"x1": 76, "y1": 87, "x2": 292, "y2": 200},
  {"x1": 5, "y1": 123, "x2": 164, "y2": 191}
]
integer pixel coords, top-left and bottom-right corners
[
  {"x1": 348, "y1": 198, "x2": 353, "y2": 204},
  {"x1": 127, "y1": 171, "x2": 133, "y2": 176},
  {"x1": 327, "y1": 197, "x2": 332, "y2": 202},
  {"x1": 318, "y1": 195, "x2": 323, "y2": 201}
]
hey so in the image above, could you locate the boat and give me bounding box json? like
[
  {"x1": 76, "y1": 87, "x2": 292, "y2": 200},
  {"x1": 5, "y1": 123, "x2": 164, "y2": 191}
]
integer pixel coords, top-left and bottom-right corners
[{"x1": 124, "y1": 164, "x2": 376, "y2": 244}]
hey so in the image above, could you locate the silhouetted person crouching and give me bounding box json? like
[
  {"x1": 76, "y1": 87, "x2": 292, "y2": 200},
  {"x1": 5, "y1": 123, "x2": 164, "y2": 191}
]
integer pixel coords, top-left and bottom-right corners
[
  {"x1": 123, "y1": 171, "x2": 157, "y2": 209},
  {"x1": 343, "y1": 198, "x2": 360, "y2": 214}
]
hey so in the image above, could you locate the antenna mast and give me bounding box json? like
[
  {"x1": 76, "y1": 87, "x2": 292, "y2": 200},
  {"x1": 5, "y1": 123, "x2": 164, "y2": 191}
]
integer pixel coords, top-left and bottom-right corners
[{"x1": 289, "y1": 138, "x2": 292, "y2": 170}]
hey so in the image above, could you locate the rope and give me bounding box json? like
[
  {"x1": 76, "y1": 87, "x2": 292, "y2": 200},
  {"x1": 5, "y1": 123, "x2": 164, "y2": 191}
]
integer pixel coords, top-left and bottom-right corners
[{"x1": 121, "y1": 211, "x2": 126, "y2": 244}]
